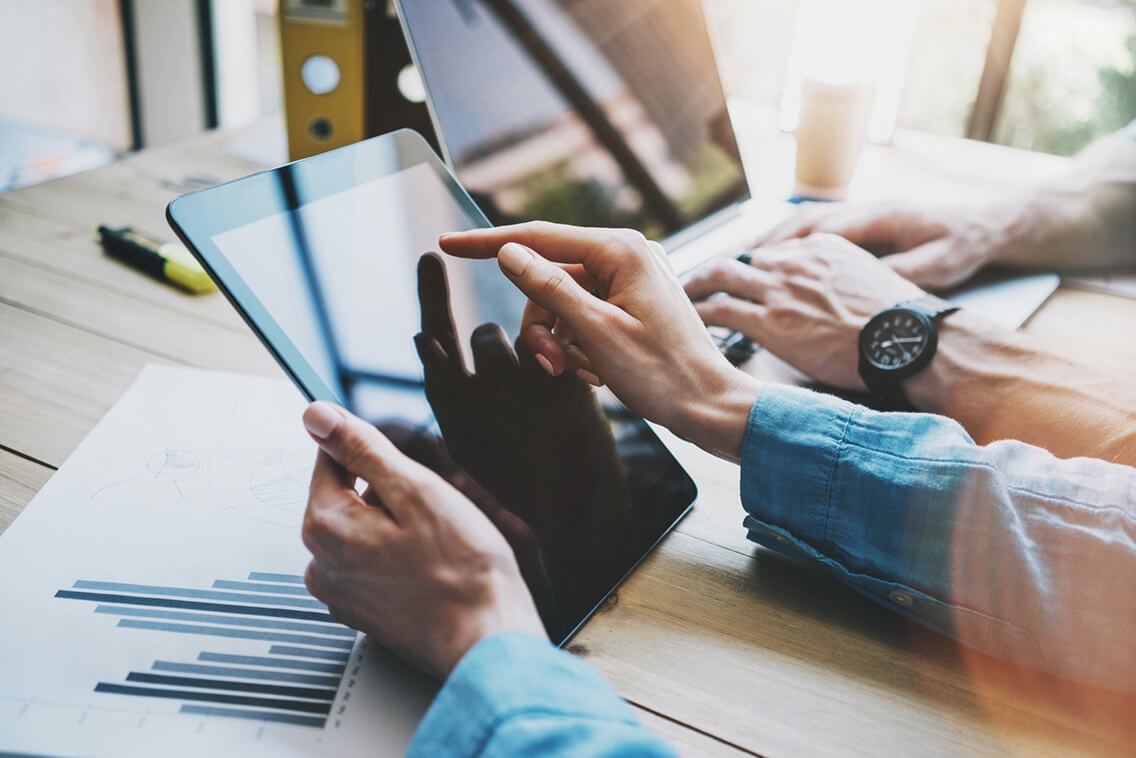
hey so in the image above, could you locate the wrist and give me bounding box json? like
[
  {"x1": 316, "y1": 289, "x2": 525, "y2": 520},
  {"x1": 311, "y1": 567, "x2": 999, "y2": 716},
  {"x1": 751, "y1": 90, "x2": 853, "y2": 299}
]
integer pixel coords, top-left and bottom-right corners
[
  {"x1": 437, "y1": 569, "x2": 548, "y2": 678},
  {"x1": 903, "y1": 310, "x2": 1027, "y2": 416},
  {"x1": 669, "y1": 367, "x2": 763, "y2": 462}
]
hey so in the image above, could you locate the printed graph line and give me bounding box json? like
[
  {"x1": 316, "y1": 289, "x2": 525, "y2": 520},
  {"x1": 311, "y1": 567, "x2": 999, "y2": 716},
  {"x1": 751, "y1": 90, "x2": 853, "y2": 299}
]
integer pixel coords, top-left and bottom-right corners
[
  {"x1": 180, "y1": 704, "x2": 326, "y2": 728},
  {"x1": 94, "y1": 604, "x2": 357, "y2": 637},
  {"x1": 116, "y1": 619, "x2": 355, "y2": 649},
  {"x1": 212, "y1": 580, "x2": 313, "y2": 596},
  {"x1": 197, "y1": 652, "x2": 346, "y2": 673},
  {"x1": 269, "y1": 645, "x2": 352, "y2": 662},
  {"x1": 247, "y1": 572, "x2": 306, "y2": 584},
  {"x1": 153, "y1": 661, "x2": 342, "y2": 688},
  {"x1": 55, "y1": 590, "x2": 336, "y2": 623},
  {"x1": 72, "y1": 580, "x2": 327, "y2": 610},
  {"x1": 94, "y1": 683, "x2": 331, "y2": 714},
  {"x1": 125, "y1": 672, "x2": 337, "y2": 701}
]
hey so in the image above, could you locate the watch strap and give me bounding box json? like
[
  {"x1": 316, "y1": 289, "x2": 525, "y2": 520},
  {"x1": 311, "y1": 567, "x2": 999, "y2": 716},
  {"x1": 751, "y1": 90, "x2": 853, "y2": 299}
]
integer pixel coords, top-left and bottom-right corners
[{"x1": 900, "y1": 294, "x2": 960, "y2": 322}]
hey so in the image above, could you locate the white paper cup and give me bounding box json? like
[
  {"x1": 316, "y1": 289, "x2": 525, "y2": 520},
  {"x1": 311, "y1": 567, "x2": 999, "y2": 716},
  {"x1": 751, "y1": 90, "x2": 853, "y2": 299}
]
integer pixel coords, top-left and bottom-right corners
[{"x1": 793, "y1": 78, "x2": 875, "y2": 200}]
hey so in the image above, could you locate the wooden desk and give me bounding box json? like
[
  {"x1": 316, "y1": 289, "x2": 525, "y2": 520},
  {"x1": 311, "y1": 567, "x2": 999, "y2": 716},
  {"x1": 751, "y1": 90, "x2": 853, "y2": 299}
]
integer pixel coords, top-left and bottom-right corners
[{"x1": 1, "y1": 121, "x2": 1133, "y2": 756}]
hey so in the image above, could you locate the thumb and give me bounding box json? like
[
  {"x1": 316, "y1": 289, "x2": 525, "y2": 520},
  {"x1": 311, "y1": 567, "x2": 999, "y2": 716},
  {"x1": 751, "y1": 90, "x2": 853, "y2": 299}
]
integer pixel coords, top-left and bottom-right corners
[
  {"x1": 496, "y1": 242, "x2": 616, "y2": 334},
  {"x1": 303, "y1": 401, "x2": 424, "y2": 522}
]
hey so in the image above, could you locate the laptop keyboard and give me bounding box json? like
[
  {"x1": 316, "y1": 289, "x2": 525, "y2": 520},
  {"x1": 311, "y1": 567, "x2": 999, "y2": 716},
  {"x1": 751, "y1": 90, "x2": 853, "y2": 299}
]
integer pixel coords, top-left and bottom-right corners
[{"x1": 711, "y1": 327, "x2": 759, "y2": 366}]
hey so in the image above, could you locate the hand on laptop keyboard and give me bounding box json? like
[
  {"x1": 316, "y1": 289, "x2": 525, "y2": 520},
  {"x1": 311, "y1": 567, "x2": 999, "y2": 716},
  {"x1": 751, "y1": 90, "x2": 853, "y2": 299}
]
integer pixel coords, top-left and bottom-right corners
[{"x1": 703, "y1": 251, "x2": 759, "y2": 366}]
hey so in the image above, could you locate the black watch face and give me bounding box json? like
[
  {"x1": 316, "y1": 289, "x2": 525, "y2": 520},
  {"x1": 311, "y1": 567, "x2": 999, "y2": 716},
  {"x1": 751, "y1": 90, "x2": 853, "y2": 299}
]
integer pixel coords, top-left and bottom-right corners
[{"x1": 861, "y1": 309, "x2": 931, "y2": 370}]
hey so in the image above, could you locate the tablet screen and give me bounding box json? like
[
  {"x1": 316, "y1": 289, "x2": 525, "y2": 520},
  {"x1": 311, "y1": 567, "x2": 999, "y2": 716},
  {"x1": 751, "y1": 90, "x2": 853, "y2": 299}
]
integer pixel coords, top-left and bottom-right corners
[{"x1": 169, "y1": 131, "x2": 696, "y2": 644}]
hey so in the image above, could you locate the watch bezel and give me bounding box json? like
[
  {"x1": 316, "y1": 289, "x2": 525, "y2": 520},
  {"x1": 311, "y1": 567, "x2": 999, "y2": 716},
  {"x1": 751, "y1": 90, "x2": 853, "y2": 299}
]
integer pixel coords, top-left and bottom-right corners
[{"x1": 858, "y1": 307, "x2": 939, "y2": 380}]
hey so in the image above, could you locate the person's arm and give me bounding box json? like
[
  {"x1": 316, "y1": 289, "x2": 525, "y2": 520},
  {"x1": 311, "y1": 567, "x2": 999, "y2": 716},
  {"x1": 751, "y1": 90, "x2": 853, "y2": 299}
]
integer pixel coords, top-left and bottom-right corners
[
  {"x1": 410, "y1": 633, "x2": 675, "y2": 757},
  {"x1": 904, "y1": 309, "x2": 1136, "y2": 465},
  {"x1": 682, "y1": 236, "x2": 1136, "y2": 465},
  {"x1": 755, "y1": 126, "x2": 1136, "y2": 289},
  {"x1": 740, "y1": 383, "x2": 1136, "y2": 692},
  {"x1": 990, "y1": 128, "x2": 1136, "y2": 273}
]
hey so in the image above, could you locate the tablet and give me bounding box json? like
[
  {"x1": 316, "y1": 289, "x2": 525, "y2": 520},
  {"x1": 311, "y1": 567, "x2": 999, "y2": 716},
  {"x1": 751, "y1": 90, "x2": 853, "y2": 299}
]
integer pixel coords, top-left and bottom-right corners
[{"x1": 167, "y1": 129, "x2": 696, "y2": 644}]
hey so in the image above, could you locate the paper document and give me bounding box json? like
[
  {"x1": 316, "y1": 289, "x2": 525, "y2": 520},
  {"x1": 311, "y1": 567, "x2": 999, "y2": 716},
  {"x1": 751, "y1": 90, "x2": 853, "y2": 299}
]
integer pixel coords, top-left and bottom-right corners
[{"x1": 0, "y1": 365, "x2": 435, "y2": 757}]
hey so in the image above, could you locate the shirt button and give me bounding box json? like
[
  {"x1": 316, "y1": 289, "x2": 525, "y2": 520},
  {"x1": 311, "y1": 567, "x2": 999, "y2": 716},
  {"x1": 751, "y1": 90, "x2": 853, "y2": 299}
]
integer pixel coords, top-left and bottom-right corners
[{"x1": 887, "y1": 590, "x2": 914, "y2": 607}]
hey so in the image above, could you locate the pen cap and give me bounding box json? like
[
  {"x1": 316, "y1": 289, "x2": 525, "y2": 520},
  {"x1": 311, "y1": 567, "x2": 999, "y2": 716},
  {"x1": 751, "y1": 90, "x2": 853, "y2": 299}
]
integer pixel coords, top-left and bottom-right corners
[{"x1": 160, "y1": 242, "x2": 217, "y2": 294}]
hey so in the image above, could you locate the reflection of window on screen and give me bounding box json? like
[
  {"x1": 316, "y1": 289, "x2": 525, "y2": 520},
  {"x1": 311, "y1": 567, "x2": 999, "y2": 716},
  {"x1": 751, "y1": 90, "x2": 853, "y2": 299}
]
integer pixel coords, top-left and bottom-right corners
[{"x1": 211, "y1": 164, "x2": 483, "y2": 388}]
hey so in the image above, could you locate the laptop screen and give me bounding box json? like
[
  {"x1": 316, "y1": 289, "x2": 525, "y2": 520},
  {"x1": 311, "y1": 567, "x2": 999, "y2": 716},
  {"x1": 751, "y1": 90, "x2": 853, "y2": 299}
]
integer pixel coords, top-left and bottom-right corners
[{"x1": 397, "y1": 0, "x2": 750, "y2": 240}]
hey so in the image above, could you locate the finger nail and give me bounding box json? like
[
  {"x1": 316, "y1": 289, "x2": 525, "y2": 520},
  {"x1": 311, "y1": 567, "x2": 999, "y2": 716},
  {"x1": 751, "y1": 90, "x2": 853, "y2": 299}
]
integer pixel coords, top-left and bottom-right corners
[
  {"x1": 304, "y1": 402, "x2": 343, "y2": 440},
  {"x1": 535, "y1": 353, "x2": 556, "y2": 376},
  {"x1": 498, "y1": 243, "x2": 533, "y2": 276},
  {"x1": 576, "y1": 369, "x2": 602, "y2": 386}
]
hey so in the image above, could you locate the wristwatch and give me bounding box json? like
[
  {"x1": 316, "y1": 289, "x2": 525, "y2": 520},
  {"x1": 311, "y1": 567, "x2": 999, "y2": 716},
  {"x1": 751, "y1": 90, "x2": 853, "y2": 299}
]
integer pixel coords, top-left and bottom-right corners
[{"x1": 857, "y1": 295, "x2": 960, "y2": 410}]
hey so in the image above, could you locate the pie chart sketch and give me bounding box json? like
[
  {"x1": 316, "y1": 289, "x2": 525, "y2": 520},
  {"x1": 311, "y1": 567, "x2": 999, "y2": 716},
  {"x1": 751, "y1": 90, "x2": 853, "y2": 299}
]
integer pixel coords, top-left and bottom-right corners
[
  {"x1": 146, "y1": 449, "x2": 199, "y2": 481},
  {"x1": 90, "y1": 448, "x2": 200, "y2": 503},
  {"x1": 208, "y1": 434, "x2": 314, "y2": 528}
]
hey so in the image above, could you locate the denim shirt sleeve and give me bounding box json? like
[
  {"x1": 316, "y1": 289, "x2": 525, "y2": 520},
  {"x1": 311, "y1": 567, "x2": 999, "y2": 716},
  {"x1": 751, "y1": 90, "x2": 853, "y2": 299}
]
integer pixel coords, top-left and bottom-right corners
[
  {"x1": 409, "y1": 632, "x2": 676, "y2": 757},
  {"x1": 740, "y1": 385, "x2": 1136, "y2": 692}
]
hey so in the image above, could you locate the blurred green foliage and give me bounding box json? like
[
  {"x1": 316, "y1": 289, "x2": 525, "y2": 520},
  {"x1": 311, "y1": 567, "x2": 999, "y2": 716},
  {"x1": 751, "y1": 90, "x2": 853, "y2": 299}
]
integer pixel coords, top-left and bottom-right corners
[{"x1": 994, "y1": 0, "x2": 1136, "y2": 155}]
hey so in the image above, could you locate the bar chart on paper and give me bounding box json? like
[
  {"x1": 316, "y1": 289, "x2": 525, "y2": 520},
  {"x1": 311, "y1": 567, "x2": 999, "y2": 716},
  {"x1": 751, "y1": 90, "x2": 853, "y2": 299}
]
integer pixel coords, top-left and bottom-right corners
[
  {"x1": 56, "y1": 571, "x2": 353, "y2": 729},
  {"x1": 0, "y1": 366, "x2": 435, "y2": 757}
]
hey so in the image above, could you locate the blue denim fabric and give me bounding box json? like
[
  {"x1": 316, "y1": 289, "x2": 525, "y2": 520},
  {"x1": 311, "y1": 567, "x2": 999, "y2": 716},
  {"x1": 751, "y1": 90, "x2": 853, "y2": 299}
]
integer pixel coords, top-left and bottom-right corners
[
  {"x1": 741, "y1": 385, "x2": 1136, "y2": 683},
  {"x1": 409, "y1": 632, "x2": 674, "y2": 757}
]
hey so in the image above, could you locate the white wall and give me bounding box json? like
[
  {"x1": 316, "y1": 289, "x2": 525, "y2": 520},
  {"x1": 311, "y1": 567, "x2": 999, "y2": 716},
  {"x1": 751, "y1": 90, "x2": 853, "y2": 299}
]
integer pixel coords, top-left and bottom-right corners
[{"x1": 0, "y1": 0, "x2": 132, "y2": 150}]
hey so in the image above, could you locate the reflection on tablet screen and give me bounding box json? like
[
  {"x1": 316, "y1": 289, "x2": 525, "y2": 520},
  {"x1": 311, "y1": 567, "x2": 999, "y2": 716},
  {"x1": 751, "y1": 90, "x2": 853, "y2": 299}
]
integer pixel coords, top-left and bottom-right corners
[{"x1": 204, "y1": 150, "x2": 695, "y2": 643}]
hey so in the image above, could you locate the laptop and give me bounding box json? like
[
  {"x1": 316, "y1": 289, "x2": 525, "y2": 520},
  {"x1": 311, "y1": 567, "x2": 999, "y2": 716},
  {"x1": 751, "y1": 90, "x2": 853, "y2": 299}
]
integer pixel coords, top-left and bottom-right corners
[{"x1": 393, "y1": 0, "x2": 1058, "y2": 334}]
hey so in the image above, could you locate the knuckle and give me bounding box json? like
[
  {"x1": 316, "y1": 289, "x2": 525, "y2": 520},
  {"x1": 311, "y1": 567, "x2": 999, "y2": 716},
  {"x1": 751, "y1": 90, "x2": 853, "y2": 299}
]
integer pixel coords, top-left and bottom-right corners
[
  {"x1": 538, "y1": 267, "x2": 570, "y2": 300},
  {"x1": 303, "y1": 561, "x2": 328, "y2": 601},
  {"x1": 302, "y1": 506, "x2": 328, "y2": 543},
  {"x1": 574, "y1": 305, "x2": 606, "y2": 334},
  {"x1": 303, "y1": 500, "x2": 348, "y2": 556},
  {"x1": 613, "y1": 227, "x2": 646, "y2": 246},
  {"x1": 338, "y1": 426, "x2": 377, "y2": 477},
  {"x1": 608, "y1": 229, "x2": 649, "y2": 260},
  {"x1": 701, "y1": 297, "x2": 742, "y2": 323},
  {"x1": 529, "y1": 219, "x2": 556, "y2": 237}
]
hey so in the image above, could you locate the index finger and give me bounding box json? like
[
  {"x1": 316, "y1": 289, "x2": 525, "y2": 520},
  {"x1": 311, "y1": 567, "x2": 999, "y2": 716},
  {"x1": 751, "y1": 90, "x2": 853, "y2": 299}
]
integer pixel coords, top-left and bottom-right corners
[{"x1": 439, "y1": 221, "x2": 642, "y2": 279}]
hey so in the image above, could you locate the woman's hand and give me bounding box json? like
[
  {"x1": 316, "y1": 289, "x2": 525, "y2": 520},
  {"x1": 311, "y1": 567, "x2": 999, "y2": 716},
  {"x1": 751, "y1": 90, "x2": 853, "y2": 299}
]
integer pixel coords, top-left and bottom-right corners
[
  {"x1": 439, "y1": 222, "x2": 762, "y2": 462},
  {"x1": 301, "y1": 402, "x2": 546, "y2": 679}
]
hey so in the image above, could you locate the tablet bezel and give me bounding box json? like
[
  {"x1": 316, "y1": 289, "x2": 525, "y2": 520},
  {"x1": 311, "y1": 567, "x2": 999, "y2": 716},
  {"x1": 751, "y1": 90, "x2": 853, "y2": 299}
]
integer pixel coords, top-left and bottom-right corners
[{"x1": 167, "y1": 129, "x2": 490, "y2": 406}]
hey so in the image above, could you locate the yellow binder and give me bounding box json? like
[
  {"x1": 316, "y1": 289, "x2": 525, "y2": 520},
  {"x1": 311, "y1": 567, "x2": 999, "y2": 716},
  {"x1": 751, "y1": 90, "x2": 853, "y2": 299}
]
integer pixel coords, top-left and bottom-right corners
[{"x1": 279, "y1": 0, "x2": 367, "y2": 160}]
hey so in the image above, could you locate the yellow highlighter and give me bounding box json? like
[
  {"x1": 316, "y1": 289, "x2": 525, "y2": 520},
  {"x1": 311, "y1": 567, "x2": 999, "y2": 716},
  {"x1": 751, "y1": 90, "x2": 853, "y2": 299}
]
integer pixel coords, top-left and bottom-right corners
[{"x1": 97, "y1": 225, "x2": 217, "y2": 294}]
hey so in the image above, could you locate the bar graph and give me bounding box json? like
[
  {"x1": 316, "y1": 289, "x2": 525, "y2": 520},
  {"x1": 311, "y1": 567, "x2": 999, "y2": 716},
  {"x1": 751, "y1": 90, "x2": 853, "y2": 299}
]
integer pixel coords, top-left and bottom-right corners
[{"x1": 55, "y1": 571, "x2": 356, "y2": 729}]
